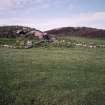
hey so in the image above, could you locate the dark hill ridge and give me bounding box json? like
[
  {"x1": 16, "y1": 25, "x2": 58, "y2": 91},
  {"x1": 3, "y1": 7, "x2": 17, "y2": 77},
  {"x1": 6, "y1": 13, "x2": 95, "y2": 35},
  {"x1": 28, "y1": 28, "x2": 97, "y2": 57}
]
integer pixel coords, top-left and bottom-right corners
[
  {"x1": 0, "y1": 26, "x2": 35, "y2": 38},
  {"x1": 45, "y1": 27, "x2": 105, "y2": 38},
  {"x1": 0, "y1": 26, "x2": 105, "y2": 38}
]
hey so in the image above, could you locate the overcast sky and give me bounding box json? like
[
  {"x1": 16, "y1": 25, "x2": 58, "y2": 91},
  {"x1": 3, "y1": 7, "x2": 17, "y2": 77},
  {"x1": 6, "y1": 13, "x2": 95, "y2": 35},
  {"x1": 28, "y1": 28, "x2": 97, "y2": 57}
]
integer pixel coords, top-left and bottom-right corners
[{"x1": 0, "y1": 0, "x2": 105, "y2": 31}]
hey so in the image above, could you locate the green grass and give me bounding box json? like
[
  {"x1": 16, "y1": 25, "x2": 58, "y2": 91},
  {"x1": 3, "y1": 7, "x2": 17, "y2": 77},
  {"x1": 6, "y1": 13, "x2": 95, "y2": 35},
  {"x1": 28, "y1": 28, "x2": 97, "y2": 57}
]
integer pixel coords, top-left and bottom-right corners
[
  {"x1": 0, "y1": 38, "x2": 16, "y2": 45},
  {"x1": 0, "y1": 47, "x2": 105, "y2": 105},
  {"x1": 58, "y1": 36, "x2": 105, "y2": 45}
]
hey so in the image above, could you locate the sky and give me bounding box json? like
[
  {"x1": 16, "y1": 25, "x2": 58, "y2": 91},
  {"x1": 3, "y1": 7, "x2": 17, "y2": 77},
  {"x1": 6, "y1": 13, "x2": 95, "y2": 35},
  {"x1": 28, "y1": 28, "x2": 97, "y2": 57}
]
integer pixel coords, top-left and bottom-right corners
[{"x1": 0, "y1": 0, "x2": 105, "y2": 31}]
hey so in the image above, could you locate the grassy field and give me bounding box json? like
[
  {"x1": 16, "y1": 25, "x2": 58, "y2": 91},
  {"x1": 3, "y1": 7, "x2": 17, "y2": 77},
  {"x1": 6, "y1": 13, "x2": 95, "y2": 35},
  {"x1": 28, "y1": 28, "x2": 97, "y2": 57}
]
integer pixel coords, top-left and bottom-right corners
[
  {"x1": 0, "y1": 38, "x2": 16, "y2": 45},
  {"x1": 1, "y1": 36, "x2": 105, "y2": 46},
  {"x1": 1, "y1": 37, "x2": 105, "y2": 105},
  {"x1": 58, "y1": 36, "x2": 105, "y2": 45}
]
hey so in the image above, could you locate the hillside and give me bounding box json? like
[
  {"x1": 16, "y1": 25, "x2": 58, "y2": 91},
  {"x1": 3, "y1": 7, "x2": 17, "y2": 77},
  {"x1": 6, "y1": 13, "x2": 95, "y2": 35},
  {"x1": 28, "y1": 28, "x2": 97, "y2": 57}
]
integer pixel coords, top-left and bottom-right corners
[
  {"x1": 45, "y1": 27, "x2": 105, "y2": 38},
  {"x1": 0, "y1": 26, "x2": 35, "y2": 38},
  {"x1": 1, "y1": 26, "x2": 105, "y2": 39}
]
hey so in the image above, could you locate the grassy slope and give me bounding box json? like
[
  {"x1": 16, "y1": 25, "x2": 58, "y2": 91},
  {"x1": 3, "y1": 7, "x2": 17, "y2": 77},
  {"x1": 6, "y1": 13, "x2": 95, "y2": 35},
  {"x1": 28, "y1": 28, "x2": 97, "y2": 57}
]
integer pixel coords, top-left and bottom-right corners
[
  {"x1": 0, "y1": 38, "x2": 16, "y2": 45},
  {"x1": 0, "y1": 47, "x2": 105, "y2": 105},
  {"x1": 58, "y1": 36, "x2": 105, "y2": 45},
  {"x1": 1, "y1": 36, "x2": 105, "y2": 44}
]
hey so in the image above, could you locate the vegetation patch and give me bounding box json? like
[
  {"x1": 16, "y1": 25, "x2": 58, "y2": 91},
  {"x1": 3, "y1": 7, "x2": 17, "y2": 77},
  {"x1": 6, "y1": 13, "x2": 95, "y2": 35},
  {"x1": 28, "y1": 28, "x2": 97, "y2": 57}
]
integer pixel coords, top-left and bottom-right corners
[{"x1": 0, "y1": 47, "x2": 105, "y2": 105}]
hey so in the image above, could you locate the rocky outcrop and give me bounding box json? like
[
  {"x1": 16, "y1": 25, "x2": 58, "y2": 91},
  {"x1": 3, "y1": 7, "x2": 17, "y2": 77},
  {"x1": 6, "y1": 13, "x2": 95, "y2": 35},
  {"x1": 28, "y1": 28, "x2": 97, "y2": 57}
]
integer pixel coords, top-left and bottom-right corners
[
  {"x1": 0, "y1": 26, "x2": 51, "y2": 41},
  {"x1": 0, "y1": 26, "x2": 35, "y2": 38}
]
